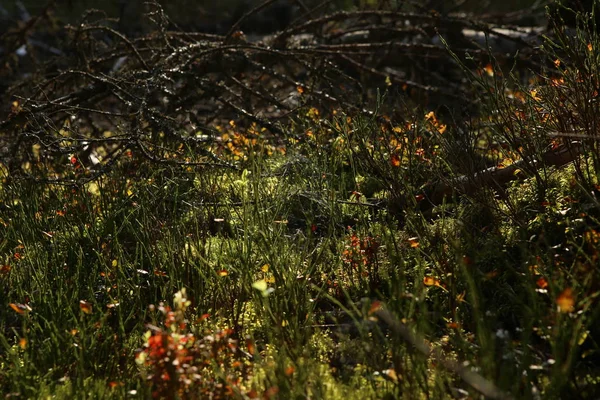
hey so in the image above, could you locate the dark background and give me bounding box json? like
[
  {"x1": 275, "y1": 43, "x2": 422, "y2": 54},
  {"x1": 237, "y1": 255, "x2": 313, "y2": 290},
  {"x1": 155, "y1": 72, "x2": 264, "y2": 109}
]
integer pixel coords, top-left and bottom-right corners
[{"x1": 3, "y1": 0, "x2": 543, "y2": 36}]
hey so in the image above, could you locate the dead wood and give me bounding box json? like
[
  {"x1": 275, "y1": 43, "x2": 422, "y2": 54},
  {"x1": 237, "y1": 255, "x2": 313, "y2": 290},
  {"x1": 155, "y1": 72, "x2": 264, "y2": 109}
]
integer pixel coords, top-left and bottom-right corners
[{"x1": 420, "y1": 141, "x2": 584, "y2": 209}]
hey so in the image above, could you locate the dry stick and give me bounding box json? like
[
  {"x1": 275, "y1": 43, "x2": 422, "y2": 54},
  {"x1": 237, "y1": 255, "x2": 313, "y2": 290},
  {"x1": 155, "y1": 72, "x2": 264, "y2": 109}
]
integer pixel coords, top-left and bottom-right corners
[
  {"x1": 291, "y1": 0, "x2": 310, "y2": 14},
  {"x1": 0, "y1": 0, "x2": 56, "y2": 53},
  {"x1": 226, "y1": 75, "x2": 292, "y2": 112},
  {"x1": 374, "y1": 306, "x2": 514, "y2": 400},
  {"x1": 274, "y1": 9, "x2": 507, "y2": 45},
  {"x1": 325, "y1": 25, "x2": 428, "y2": 41},
  {"x1": 289, "y1": 0, "x2": 334, "y2": 26},
  {"x1": 225, "y1": 0, "x2": 283, "y2": 40},
  {"x1": 337, "y1": 53, "x2": 467, "y2": 101},
  {"x1": 274, "y1": 10, "x2": 440, "y2": 43},
  {"x1": 2, "y1": 6, "x2": 547, "y2": 186},
  {"x1": 421, "y1": 141, "x2": 584, "y2": 209},
  {"x1": 135, "y1": 137, "x2": 237, "y2": 170},
  {"x1": 74, "y1": 25, "x2": 150, "y2": 71}
]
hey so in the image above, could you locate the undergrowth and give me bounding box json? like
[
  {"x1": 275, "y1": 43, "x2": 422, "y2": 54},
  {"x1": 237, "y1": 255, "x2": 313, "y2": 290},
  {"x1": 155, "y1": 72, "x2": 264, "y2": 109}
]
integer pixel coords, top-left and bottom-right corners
[{"x1": 2, "y1": 3, "x2": 600, "y2": 400}]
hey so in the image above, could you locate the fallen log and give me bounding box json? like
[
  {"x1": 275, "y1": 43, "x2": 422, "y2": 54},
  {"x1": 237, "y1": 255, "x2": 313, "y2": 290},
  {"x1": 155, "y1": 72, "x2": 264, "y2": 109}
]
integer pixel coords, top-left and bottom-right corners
[{"x1": 420, "y1": 140, "x2": 584, "y2": 209}]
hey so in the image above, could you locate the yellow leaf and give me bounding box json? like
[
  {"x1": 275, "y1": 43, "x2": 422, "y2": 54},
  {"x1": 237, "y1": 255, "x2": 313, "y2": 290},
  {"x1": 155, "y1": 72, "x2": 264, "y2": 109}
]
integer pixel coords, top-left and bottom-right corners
[
  {"x1": 135, "y1": 352, "x2": 147, "y2": 365},
  {"x1": 578, "y1": 330, "x2": 589, "y2": 345},
  {"x1": 252, "y1": 279, "x2": 268, "y2": 292},
  {"x1": 87, "y1": 182, "x2": 100, "y2": 196}
]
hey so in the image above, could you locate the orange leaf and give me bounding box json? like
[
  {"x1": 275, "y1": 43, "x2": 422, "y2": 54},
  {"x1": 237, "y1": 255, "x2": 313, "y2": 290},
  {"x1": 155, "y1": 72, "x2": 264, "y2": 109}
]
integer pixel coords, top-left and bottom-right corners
[
  {"x1": 423, "y1": 276, "x2": 440, "y2": 286},
  {"x1": 197, "y1": 313, "x2": 210, "y2": 323},
  {"x1": 285, "y1": 366, "x2": 295, "y2": 376},
  {"x1": 9, "y1": 303, "x2": 31, "y2": 314},
  {"x1": 246, "y1": 337, "x2": 256, "y2": 355},
  {"x1": 368, "y1": 300, "x2": 383, "y2": 315},
  {"x1": 18, "y1": 338, "x2": 27, "y2": 349},
  {"x1": 484, "y1": 63, "x2": 494, "y2": 77},
  {"x1": 264, "y1": 387, "x2": 279, "y2": 398},
  {"x1": 106, "y1": 301, "x2": 120, "y2": 309},
  {"x1": 79, "y1": 300, "x2": 93, "y2": 314},
  {"x1": 391, "y1": 153, "x2": 401, "y2": 167},
  {"x1": 485, "y1": 270, "x2": 498, "y2": 280},
  {"x1": 408, "y1": 237, "x2": 419, "y2": 248},
  {"x1": 556, "y1": 288, "x2": 575, "y2": 313},
  {"x1": 536, "y1": 277, "x2": 548, "y2": 289},
  {"x1": 217, "y1": 269, "x2": 228, "y2": 277},
  {"x1": 382, "y1": 369, "x2": 399, "y2": 382}
]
